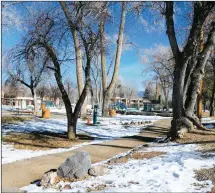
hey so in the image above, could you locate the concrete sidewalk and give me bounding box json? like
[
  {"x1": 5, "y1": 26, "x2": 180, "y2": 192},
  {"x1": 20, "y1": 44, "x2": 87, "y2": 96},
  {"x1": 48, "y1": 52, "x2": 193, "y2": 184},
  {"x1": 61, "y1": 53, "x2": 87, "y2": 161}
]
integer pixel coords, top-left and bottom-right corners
[{"x1": 2, "y1": 119, "x2": 171, "y2": 190}]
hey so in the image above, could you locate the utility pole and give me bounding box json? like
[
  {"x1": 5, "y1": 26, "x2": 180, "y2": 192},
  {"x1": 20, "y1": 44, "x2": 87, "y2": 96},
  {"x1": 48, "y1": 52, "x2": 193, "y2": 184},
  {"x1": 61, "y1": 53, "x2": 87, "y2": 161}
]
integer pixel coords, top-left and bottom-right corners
[{"x1": 197, "y1": 27, "x2": 204, "y2": 119}]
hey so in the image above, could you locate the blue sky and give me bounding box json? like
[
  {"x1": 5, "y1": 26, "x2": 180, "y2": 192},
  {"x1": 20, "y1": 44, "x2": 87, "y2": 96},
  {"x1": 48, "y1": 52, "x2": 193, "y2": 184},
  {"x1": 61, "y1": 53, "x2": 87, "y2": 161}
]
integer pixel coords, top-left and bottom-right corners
[{"x1": 2, "y1": 2, "x2": 188, "y2": 91}]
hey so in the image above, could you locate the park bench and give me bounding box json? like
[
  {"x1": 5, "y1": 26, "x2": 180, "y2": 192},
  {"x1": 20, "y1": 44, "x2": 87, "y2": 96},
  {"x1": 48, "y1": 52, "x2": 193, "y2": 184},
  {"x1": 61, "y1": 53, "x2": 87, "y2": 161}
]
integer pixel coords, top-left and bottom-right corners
[{"x1": 12, "y1": 108, "x2": 34, "y2": 115}]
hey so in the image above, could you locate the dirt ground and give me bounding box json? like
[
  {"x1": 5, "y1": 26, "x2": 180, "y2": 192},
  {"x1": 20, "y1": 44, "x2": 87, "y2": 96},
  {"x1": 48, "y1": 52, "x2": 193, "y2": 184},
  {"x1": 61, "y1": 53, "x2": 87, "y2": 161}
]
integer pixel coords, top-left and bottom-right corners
[
  {"x1": 177, "y1": 130, "x2": 215, "y2": 152},
  {"x1": 177, "y1": 129, "x2": 215, "y2": 193},
  {"x1": 2, "y1": 115, "x2": 94, "y2": 151},
  {"x1": 3, "y1": 132, "x2": 94, "y2": 151},
  {"x1": 107, "y1": 150, "x2": 165, "y2": 164}
]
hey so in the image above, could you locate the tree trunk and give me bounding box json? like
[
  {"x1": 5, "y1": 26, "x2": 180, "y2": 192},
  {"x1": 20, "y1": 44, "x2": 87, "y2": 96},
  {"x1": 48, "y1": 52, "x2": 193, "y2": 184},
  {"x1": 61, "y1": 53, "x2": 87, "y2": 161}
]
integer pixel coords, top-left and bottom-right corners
[
  {"x1": 164, "y1": 95, "x2": 169, "y2": 111},
  {"x1": 102, "y1": 91, "x2": 110, "y2": 117},
  {"x1": 101, "y1": 2, "x2": 126, "y2": 116},
  {"x1": 171, "y1": 66, "x2": 186, "y2": 140},
  {"x1": 60, "y1": 1, "x2": 87, "y2": 118},
  {"x1": 165, "y1": 1, "x2": 215, "y2": 140},
  {"x1": 210, "y1": 76, "x2": 215, "y2": 116},
  {"x1": 44, "y1": 43, "x2": 76, "y2": 139},
  {"x1": 100, "y1": 17, "x2": 108, "y2": 115},
  {"x1": 66, "y1": 102, "x2": 76, "y2": 139},
  {"x1": 31, "y1": 87, "x2": 38, "y2": 114}
]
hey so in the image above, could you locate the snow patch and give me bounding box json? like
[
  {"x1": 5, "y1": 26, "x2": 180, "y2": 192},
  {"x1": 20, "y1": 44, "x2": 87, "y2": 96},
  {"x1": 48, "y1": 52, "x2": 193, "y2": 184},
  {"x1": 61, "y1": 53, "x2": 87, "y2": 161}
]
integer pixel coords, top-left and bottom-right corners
[{"x1": 21, "y1": 143, "x2": 215, "y2": 192}]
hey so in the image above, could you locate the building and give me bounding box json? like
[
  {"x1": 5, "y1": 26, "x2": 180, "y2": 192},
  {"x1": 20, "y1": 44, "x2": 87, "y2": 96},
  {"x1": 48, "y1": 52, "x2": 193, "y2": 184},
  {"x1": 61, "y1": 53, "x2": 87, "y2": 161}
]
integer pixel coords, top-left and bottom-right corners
[
  {"x1": 2, "y1": 95, "x2": 60, "y2": 109},
  {"x1": 110, "y1": 95, "x2": 161, "y2": 111}
]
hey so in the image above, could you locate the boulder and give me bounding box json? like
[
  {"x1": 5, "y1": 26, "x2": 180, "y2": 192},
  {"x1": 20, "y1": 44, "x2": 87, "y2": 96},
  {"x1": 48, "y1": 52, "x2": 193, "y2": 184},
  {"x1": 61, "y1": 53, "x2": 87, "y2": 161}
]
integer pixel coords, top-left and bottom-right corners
[
  {"x1": 57, "y1": 151, "x2": 91, "y2": 179},
  {"x1": 63, "y1": 184, "x2": 72, "y2": 189},
  {"x1": 88, "y1": 165, "x2": 107, "y2": 176},
  {"x1": 40, "y1": 171, "x2": 57, "y2": 187}
]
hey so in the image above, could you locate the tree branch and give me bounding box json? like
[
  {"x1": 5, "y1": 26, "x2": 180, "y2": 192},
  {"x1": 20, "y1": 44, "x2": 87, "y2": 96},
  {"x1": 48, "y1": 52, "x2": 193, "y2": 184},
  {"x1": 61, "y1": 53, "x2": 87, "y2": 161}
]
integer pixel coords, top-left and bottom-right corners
[{"x1": 165, "y1": 2, "x2": 180, "y2": 61}]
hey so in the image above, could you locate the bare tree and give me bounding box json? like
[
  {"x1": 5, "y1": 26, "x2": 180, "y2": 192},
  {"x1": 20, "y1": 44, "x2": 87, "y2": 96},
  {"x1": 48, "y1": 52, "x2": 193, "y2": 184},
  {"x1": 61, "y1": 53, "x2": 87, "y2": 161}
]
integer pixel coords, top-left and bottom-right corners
[
  {"x1": 143, "y1": 45, "x2": 174, "y2": 110},
  {"x1": 123, "y1": 84, "x2": 137, "y2": 107},
  {"x1": 5, "y1": 46, "x2": 49, "y2": 113},
  {"x1": 23, "y1": 2, "x2": 101, "y2": 139},
  {"x1": 100, "y1": 2, "x2": 127, "y2": 116},
  {"x1": 164, "y1": 2, "x2": 215, "y2": 140},
  {"x1": 143, "y1": 81, "x2": 156, "y2": 100}
]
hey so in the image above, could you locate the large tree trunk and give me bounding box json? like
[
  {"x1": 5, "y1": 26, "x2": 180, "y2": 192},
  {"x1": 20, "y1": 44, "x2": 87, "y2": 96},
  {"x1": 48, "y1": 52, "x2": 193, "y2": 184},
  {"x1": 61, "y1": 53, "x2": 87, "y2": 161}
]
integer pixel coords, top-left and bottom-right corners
[
  {"x1": 165, "y1": 2, "x2": 215, "y2": 140},
  {"x1": 171, "y1": 65, "x2": 187, "y2": 140},
  {"x1": 210, "y1": 75, "x2": 215, "y2": 116},
  {"x1": 101, "y1": 2, "x2": 126, "y2": 116},
  {"x1": 102, "y1": 91, "x2": 110, "y2": 117},
  {"x1": 100, "y1": 18, "x2": 108, "y2": 116},
  {"x1": 44, "y1": 43, "x2": 76, "y2": 139}
]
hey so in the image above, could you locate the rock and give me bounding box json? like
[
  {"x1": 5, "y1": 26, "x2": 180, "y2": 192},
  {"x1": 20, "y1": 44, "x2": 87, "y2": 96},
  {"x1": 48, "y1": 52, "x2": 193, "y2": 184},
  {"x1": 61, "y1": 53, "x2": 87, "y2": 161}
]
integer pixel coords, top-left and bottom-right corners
[
  {"x1": 57, "y1": 151, "x2": 91, "y2": 179},
  {"x1": 88, "y1": 165, "x2": 107, "y2": 176},
  {"x1": 134, "y1": 122, "x2": 139, "y2": 126},
  {"x1": 40, "y1": 171, "x2": 57, "y2": 187},
  {"x1": 177, "y1": 127, "x2": 188, "y2": 138},
  {"x1": 63, "y1": 184, "x2": 71, "y2": 189}
]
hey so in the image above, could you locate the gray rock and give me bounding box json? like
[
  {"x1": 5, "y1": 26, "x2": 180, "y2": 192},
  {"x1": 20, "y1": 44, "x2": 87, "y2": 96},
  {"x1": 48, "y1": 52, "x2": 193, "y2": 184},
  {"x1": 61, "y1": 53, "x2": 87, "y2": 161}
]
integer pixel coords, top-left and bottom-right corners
[
  {"x1": 40, "y1": 171, "x2": 57, "y2": 187},
  {"x1": 57, "y1": 151, "x2": 91, "y2": 179},
  {"x1": 88, "y1": 165, "x2": 107, "y2": 176}
]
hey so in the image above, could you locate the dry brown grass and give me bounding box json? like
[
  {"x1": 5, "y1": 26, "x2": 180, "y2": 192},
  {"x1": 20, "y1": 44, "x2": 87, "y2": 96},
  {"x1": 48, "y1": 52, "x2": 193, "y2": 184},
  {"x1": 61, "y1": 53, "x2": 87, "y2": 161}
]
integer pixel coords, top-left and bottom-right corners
[
  {"x1": 2, "y1": 132, "x2": 93, "y2": 151},
  {"x1": 2, "y1": 116, "x2": 32, "y2": 124},
  {"x1": 107, "y1": 151, "x2": 165, "y2": 164},
  {"x1": 86, "y1": 184, "x2": 107, "y2": 192},
  {"x1": 177, "y1": 131, "x2": 215, "y2": 152},
  {"x1": 195, "y1": 167, "x2": 215, "y2": 193}
]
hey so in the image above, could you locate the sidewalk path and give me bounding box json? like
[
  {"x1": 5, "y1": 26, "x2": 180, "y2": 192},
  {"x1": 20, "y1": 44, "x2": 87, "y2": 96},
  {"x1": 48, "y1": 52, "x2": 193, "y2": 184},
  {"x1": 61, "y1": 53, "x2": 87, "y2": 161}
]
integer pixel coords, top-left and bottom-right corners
[{"x1": 2, "y1": 119, "x2": 171, "y2": 190}]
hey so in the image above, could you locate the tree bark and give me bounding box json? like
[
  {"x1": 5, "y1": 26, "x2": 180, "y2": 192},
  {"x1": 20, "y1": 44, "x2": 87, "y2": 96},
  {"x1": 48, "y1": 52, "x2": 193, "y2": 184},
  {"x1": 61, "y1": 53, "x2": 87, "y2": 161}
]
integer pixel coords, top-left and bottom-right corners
[
  {"x1": 210, "y1": 70, "x2": 215, "y2": 116},
  {"x1": 44, "y1": 43, "x2": 76, "y2": 139},
  {"x1": 100, "y1": 18, "x2": 108, "y2": 116},
  {"x1": 165, "y1": 2, "x2": 215, "y2": 140},
  {"x1": 101, "y1": 2, "x2": 126, "y2": 116},
  {"x1": 30, "y1": 87, "x2": 38, "y2": 114}
]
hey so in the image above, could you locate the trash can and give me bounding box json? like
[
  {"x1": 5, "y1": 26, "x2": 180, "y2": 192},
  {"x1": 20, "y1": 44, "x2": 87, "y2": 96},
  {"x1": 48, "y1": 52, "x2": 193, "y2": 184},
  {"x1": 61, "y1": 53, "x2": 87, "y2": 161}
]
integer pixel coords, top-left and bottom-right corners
[
  {"x1": 109, "y1": 109, "x2": 115, "y2": 117},
  {"x1": 42, "y1": 108, "x2": 50, "y2": 119},
  {"x1": 41, "y1": 104, "x2": 46, "y2": 110},
  {"x1": 93, "y1": 105, "x2": 98, "y2": 125}
]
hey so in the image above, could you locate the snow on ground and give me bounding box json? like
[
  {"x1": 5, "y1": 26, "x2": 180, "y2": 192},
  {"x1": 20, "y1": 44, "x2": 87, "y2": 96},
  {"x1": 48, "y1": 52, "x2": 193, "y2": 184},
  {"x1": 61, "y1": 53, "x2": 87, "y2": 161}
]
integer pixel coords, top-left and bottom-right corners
[
  {"x1": 202, "y1": 117, "x2": 215, "y2": 123},
  {"x1": 2, "y1": 115, "x2": 170, "y2": 164},
  {"x1": 2, "y1": 115, "x2": 169, "y2": 139},
  {"x1": 21, "y1": 143, "x2": 215, "y2": 192},
  {"x1": 2, "y1": 140, "x2": 104, "y2": 164},
  {"x1": 49, "y1": 107, "x2": 67, "y2": 114}
]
